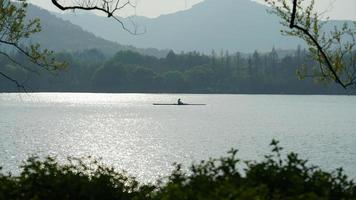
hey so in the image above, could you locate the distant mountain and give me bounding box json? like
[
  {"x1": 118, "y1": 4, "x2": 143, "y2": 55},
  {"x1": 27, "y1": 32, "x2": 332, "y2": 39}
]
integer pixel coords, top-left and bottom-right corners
[
  {"x1": 56, "y1": 0, "x2": 353, "y2": 54},
  {"x1": 25, "y1": 5, "x2": 168, "y2": 57},
  {"x1": 55, "y1": 0, "x2": 301, "y2": 53}
]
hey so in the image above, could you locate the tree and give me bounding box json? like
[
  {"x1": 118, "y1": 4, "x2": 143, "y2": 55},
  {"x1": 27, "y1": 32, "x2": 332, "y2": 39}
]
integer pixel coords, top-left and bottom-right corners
[
  {"x1": 185, "y1": 65, "x2": 214, "y2": 91},
  {"x1": 252, "y1": 50, "x2": 261, "y2": 77},
  {"x1": 161, "y1": 71, "x2": 185, "y2": 92},
  {"x1": 166, "y1": 50, "x2": 177, "y2": 66},
  {"x1": 131, "y1": 66, "x2": 156, "y2": 91},
  {"x1": 266, "y1": 0, "x2": 356, "y2": 89},
  {"x1": 0, "y1": 0, "x2": 65, "y2": 90},
  {"x1": 91, "y1": 61, "x2": 128, "y2": 92},
  {"x1": 267, "y1": 47, "x2": 279, "y2": 75}
]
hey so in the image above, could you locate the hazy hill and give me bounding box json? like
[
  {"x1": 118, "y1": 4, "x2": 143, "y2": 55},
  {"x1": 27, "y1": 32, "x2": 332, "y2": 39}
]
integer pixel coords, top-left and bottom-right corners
[
  {"x1": 56, "y1": 0, "x2": 353, "y2": 54},
  {"x1": 56, "y1": 0, "x2": 303, "y2": 53},
  {"x1": 25, "y1": 5, "x2": 168, "y2": 57}
]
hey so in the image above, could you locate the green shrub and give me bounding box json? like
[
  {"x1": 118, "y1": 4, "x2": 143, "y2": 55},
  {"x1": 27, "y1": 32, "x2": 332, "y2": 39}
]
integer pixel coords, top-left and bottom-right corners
[{"x1": 1, "y1": 140, "x2": 355, "y2": 200}]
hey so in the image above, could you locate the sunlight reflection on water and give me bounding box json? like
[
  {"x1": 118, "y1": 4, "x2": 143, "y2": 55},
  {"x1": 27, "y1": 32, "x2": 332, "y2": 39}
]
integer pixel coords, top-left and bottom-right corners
[{"x1": 0, "y1": 93, "x2": 356, "y2": 182}]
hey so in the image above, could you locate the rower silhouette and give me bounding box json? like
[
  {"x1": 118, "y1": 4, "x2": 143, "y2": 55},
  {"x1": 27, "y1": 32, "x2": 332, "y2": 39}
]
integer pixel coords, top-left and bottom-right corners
[{"x1": 177, "y1": 98, "x2": 184, "y2": 105}]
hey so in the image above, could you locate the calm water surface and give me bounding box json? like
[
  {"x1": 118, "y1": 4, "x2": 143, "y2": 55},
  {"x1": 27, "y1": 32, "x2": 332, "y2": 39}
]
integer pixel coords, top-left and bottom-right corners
[{"x1": 0, "y1": 93, "x2": 355, "y2": 182}]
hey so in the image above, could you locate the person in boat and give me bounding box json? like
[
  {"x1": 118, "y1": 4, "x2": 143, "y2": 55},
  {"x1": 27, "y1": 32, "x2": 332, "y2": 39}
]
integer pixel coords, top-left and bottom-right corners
[{"x1": 177, "y1": 98, "x2": 184, "y2": 105}]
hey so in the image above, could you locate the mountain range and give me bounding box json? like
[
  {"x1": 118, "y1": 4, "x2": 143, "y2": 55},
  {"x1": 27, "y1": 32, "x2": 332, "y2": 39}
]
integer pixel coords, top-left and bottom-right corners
[
  {"x1": 56, "y1": 0, "x2": 304, "y2": 53},
  {"x1": 26, "y1": 0, "x2": 352, "y2": 56}
]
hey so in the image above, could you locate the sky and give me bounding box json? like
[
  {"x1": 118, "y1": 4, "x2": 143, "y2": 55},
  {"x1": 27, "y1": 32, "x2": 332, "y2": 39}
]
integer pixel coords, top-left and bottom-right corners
[{"x1": 29, "y1": 0, "x2": 356, "y2": 20}]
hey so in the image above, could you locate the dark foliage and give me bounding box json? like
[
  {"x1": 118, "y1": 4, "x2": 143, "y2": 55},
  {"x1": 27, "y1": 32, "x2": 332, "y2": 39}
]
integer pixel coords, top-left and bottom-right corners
[
  {"x1": 0, "y1": 48, "x2": 350, "y2": 94},
  {"x1": 1, "y1": 140, "x2": 355, "y2": 199}
]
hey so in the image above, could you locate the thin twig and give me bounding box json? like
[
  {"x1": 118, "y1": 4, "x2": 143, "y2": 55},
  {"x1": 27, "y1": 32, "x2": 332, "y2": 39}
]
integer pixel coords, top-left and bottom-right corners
[{"x1": 0, "y1": 71, "x2": 27, "y2": 92}]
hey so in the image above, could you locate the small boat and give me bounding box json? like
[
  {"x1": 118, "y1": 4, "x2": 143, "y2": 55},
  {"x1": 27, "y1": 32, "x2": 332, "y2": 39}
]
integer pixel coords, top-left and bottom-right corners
[{"x1": 153, "y1": 103, "x2": 206, "y2": 106}]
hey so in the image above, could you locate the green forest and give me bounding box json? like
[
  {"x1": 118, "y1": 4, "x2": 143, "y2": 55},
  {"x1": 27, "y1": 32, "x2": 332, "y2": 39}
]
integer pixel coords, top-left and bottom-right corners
[{"x1": 0, "y1": 47, "x2": 347, "y2": 94}]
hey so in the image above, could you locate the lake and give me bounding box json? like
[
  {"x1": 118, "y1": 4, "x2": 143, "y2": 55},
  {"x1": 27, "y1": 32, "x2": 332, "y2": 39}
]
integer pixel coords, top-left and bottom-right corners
[{"x1": 0, "y1": 93, "x2": 355, "y2": 182}]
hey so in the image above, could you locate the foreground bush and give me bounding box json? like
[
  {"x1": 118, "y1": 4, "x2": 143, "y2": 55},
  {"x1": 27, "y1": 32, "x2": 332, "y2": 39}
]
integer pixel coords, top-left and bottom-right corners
[{"x1": 1, "y1": 140, "x2": 355, "y2": 200}]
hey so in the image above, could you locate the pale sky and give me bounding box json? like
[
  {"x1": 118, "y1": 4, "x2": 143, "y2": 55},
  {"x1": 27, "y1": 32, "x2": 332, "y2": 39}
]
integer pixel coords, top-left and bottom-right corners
[{"x1": 29, "y1": 0, "x2": 356, "y2": 20}]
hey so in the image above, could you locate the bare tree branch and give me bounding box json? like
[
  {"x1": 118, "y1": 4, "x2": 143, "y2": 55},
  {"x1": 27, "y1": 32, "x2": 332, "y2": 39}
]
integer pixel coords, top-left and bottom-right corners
[
  {"x1": 51, "y1": 0, "x2": 144, "y2": 34},
  {"x1": 0, "y1": 51, "x2": 40, "y2": 75},
  {"x1": 0, "y1": 71, "x2": 27, "y2": 92}
]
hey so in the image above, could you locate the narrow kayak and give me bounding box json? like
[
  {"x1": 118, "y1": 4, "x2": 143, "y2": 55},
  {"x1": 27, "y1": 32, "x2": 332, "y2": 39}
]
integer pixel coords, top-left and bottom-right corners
[{"x1": 153, "y1": 103, "x2": 206, "y2": 106}]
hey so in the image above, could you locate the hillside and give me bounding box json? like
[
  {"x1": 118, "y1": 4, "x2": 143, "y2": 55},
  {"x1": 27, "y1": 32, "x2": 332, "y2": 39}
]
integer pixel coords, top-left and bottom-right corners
[
  {"x1": 25, "y1": 5, "x2": 168, "y2": 57},
  {"x1": 56, "y1": 0, "x2": 302, "y2": 53},
  {"x1": 56, "y1": 0, "x2": 353, "y2": 54}
]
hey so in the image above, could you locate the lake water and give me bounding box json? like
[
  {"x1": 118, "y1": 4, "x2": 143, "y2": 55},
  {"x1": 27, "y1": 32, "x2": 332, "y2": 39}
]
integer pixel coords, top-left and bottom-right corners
[{"x1": 0, "y1": 93, "x2": 355, "y2": 182}]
